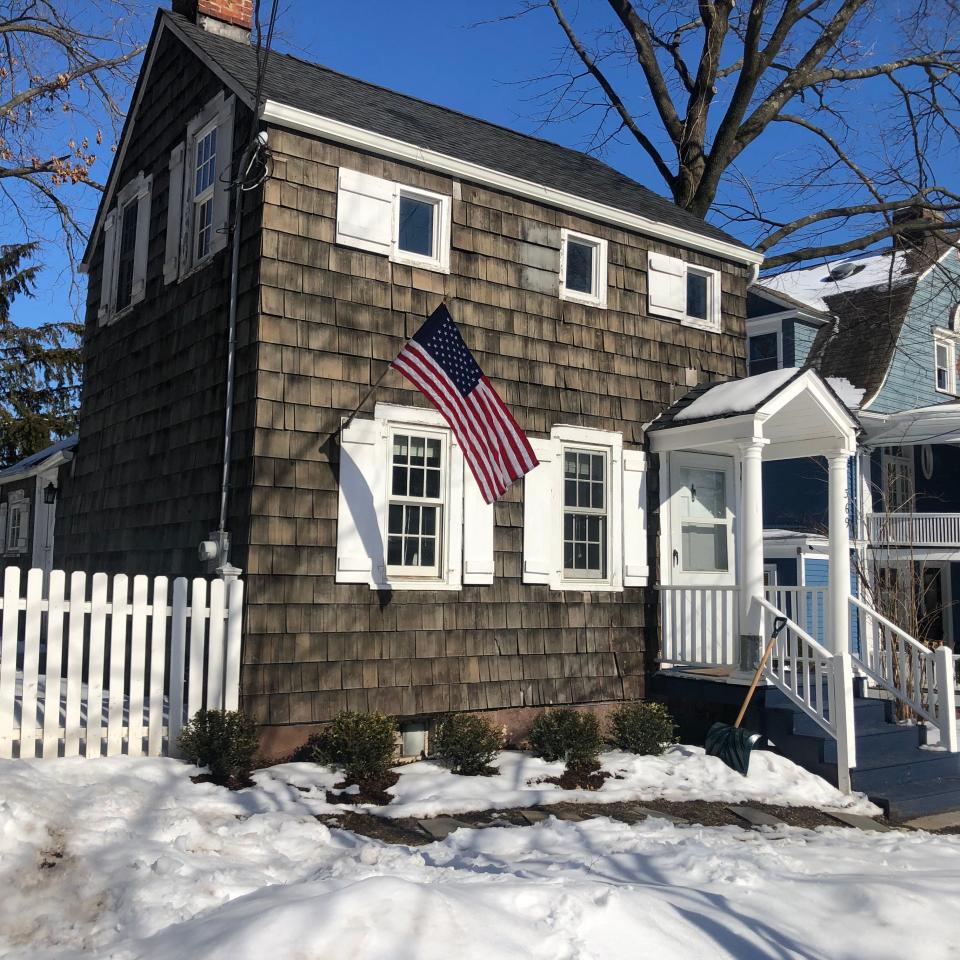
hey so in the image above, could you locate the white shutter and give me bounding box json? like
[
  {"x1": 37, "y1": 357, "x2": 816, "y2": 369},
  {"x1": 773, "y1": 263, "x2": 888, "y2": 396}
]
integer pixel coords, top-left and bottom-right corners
[
  {"x1": 211, "y1": 96, "x2": 235, "y2": 258},
  {"x1": 622, "y1": 449, "x2": 649, "y2": 586},
  {"x1": 648, "y1": 252, "x2": 687, "y2": 320},
  {"x1": 131, "y1": 175, "x2": 152, "y2": 305},
  {"x1": 336, "y1": 168, "x2": 394, "y2": 255},
  {"x1": 522, "y1": 437, "x2": 557, "y2": 585},
  {"x1": 336, "y1": 417, "x2": 387, "y2": 585},
  {"x1": 164, "y1": 142, "x2": 185, "y2": 284},
  {"x1": 462, "y1": 464, "x2": 494, "y2": 585},
  {"x1": 98, "y1": 209, "x2": 117, "y2": 324},
  {"x1": 445, "y1": 442, "x2": 465, "y2": 587}
]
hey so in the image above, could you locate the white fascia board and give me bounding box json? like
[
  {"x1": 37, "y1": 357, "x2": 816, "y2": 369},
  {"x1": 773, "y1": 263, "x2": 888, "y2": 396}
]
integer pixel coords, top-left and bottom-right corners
[
  {"x1": 0, "y1": 450, "x2": 74, "y2": 487},
  {"x1": 261, "y1": 100, "x2": 764, "y2": 268},
  {"x1": 647, "y1": 415, "x2": 761, "y2": 452}
]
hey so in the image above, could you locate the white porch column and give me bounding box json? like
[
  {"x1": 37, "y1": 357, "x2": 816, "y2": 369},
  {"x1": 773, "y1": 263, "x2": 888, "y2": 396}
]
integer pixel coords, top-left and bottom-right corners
[
  {"x1": 827, "y1": 450, "x2": 851, "y2": 655},
  {"x1": 738, "y1": 437, "x2": 769, "y2": 669}
]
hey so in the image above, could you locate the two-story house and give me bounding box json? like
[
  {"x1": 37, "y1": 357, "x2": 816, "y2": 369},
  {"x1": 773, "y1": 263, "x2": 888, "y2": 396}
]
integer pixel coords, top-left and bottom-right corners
[
  {"x1": 751, "y1": 214, "x2": 960, "y2": 652},
  {"x1": 56, "y1": 1, "x2": 769, "y2": 756}
]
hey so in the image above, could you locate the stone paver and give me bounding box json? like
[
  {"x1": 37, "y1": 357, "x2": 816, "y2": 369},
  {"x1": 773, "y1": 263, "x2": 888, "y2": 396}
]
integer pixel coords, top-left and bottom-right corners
[
  {"x1": 825, "y1": 811, "x2": 893, "y2": 832},
  {"x1": 727, "y1": 805, "x2": 786, "y2": 828},
  {"x1": 517, "y1": 809, "x2": 550, "y2": 825},
  {"x1": 417, "y1": 817, "x2": 470, "y2": 840},
  {"x1": 630, "y1": 806, "x2": 689, "y2": 825},
  {"x1": 904, "y1": 811, "x2": 960, "y2": 831}
]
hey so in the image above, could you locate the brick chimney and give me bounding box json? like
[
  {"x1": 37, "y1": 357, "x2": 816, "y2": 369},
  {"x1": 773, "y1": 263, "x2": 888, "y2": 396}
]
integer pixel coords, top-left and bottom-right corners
[
  {"x1": 892, "y1": 202, "x2": 946, "y2": 261},
  {"x1": 172, "y1": 0, "x2": 253, "y2": 42}
]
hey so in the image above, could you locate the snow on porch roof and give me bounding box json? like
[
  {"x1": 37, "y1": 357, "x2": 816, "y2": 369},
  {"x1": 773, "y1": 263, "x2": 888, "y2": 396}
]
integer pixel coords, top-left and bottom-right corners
[
  {"x1": 672, "y1": 368, "x2": 799, "y2": 424},
  {"x1": 860, "y1": 400, "x2": 960, "y2": 447}
]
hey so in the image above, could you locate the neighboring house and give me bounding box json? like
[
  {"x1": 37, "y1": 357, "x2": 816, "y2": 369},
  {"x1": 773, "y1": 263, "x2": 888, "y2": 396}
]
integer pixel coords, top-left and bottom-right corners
[
  {"x1": 0, "y1": 436, "x2": 78, "y2": 575},
  {"x1": 750, "y1": 214, "x2": 960, "y2": 650},
  {"x1": 54, "y1": 2, "x2": 765, "y2": 753}
]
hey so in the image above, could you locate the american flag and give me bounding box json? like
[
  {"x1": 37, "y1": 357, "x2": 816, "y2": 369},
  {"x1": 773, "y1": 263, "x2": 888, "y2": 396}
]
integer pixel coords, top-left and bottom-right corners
[{"x1": 391, "y1": 304, "x2": 537, "y2": 503}]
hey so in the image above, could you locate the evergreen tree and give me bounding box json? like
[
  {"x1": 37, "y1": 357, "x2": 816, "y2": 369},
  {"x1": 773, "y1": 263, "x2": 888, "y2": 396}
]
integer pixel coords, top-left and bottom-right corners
[{"x1": 0, "y1": 243, "x2": 82, "y2": 468}]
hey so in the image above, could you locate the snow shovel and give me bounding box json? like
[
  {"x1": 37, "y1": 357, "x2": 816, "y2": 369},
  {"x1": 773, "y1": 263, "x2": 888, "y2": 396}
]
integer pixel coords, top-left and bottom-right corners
[{"x1": 705, "y1": 615, "x2": 788, "y2": 776}]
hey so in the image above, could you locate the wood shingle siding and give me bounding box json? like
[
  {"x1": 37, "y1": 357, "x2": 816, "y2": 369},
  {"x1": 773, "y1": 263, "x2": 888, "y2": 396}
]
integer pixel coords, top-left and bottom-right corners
[{"x1": 240, "y1": 125, "x2": 748, "y2": 727}]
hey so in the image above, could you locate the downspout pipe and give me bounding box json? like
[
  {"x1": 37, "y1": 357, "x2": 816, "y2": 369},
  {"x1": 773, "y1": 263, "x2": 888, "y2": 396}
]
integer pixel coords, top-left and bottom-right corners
[{"x1": 215, "y1": 133, "x2": 267, "y2": 575}]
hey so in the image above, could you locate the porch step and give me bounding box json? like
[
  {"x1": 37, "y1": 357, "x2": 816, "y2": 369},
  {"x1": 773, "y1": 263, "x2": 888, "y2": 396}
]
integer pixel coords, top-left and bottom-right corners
[{"x1": 877, "y1": 780, "x2": 960, "y2": 821}]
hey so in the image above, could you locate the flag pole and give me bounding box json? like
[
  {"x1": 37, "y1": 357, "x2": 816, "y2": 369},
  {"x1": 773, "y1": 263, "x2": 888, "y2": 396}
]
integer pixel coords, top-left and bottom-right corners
[{"x1": 322, "y1": 362, "x2": 393, "y2": 447}]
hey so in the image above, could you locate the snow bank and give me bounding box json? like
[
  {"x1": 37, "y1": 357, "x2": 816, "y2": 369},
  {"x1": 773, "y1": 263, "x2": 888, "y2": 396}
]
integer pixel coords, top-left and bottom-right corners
[
  {"x1": 0, "y1": 757, "x2": 957, "y2": 960},
  {"x1": 374, "y1": 746, "x2": 880, "y2": 819}
]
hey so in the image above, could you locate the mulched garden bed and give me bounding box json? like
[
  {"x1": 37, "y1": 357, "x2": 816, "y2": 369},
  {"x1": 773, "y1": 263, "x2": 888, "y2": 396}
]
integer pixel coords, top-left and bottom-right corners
[
  {"x1": 325, "y1": 771, "x2": 400, "y2": 806},
  {"x1": 191, "y1": 773, "x2": 256, "y2": 791}
]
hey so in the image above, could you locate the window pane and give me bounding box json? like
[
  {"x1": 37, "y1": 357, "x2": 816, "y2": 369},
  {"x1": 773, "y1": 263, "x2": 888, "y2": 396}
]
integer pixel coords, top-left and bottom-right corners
[
  {"x1": 421, "y1": 538, "x2": 436, "y2": 567},
  {"x1": 115, "y1": 200, "x2": 139, "y2": 311},
  {"x1": 393, "y1": 435, "x2": 408, "y2": 462},
  {"x1": 422, "y1": 507, "x2": 436, "y2": 535},
  {"x1": 425, "y1": 470, "x2": 440, "y2": 499},
  {"x1": 687, "y1": 271, "x2": 708, "y2": 320},
  {"x1": 398, "y1": 196, "x2": 435, "y2": 256},
  {"x1": 195, "y1": 126, "x2": 218, "y2": 195},
  {"x1": 681, "y1": 523, "x2": 729, "y2": 572},
  {"x1": 388, "y1": 504, "x2": 403, "y2": 534},
  {"x1": 387, "y1": 536, "x2": 402, "y2": 565},
  {"x1": 426, "y1": 439, "x2": 441, "y2": 467},
  {"x1": 564, "y1": 541, "x2": 573, "y2": 570},
  {"x1": 748, "y1": 333, "x2": 779, "y2": 375},
  {"x1": 403, "y1": 538, "x2": 419, "y2": 566},
  {"x1": 196, "y1": 196, "x2": 214, "y2": 260},
  {"x1": 565, "y1": 240, "x2": 594, "y2": 294},
  {"x1": 392, "y1": 466, "x2": 407, "y2": 496},
  {"x1": 679, "y1": 468, "x2": 726, "y2": 520},
  {"x1": 404, "y1": 505, "x2": 420, "y2": 534},
  {"x1": 410, "y1": 436, "x2": 425, "y2": 465},
  {"x1": 409, "y1": 467, "x2": 424, "y2": 497}
]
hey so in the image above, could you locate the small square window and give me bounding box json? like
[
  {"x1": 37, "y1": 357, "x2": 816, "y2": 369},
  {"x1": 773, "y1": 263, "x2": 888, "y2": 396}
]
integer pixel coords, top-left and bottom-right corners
[
  {"x1": 748, "y1": 332, "x2": 780, "y2": 375},
  {"x1": 398, "y1": 195, "x2": 436, "y2": 258},
  {"x1": 560, "y1": 230, "x2": 607, "y2": 307},
  {"x1": 687, "y1": 271, "x2": 708, "y2": 320}
]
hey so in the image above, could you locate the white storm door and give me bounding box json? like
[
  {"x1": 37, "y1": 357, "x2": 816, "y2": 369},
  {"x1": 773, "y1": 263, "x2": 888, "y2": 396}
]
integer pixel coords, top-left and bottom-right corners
[{"x1": 669, "y1": 453, "x2": 736, "y2": 587}]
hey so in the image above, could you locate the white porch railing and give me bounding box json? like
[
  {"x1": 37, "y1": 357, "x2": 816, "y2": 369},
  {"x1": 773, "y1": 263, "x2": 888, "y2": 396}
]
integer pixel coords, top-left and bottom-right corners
[
  {"x1": 658, "y1": 585, "x2": 739, "y2": 667},
  {"x1": 850, "y1": 595, "x2": 958, "y2": 751},
  {"x1": 866, "y1": 511, "x2": 960, "y2": 547},
  {"x1": 0, "y1": 566, "x2": 244, "y2": 759},
  {"x1": 763, "y1": 586, "x2": 829, "y2": 642},
  {"x1": 758, "y1": 595, "x2": 857, "y2": 792}
]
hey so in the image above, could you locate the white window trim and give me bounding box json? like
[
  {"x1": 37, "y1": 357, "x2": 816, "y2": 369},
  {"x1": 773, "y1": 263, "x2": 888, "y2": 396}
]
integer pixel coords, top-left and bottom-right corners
[
  {"x1": 934, "y1": 331, "x2": 958, "y2": 396},
  {"x1": 177, "y1": 91, "x2": 234, "y2": 280},
  {"x1": 684, "y1": 264, "x2": 721, "y2": 332},
  {"x1": 392, "y1": 184, "x2": 451, "y2": 273},
  {"x1": 559, "y1": 229, "x2": 608, "y2": 308},
  {"x1": 523, "y1": 424, "x2": 625, "y2": 592},
  {"x1": 98, "y1": 170, "x2": 152, "y2": 326},
  {"x1": 5, "y1": 491, "x2": 29, "y2": 555},
  {"x1": 747, "y1": 327, "x2": 783, "y2": 374},
  {"x1": 191, "y1": 117, "x2": 219, "y2": 264},
  {"x1": 385, "y1": 423, "x2": 448, "y2": 581}
]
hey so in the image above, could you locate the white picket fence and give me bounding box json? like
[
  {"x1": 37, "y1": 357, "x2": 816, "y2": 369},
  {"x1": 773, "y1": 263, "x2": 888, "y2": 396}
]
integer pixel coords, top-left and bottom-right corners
[{"x1": 0, "y1": 566, "x2": 244, "y2": 759}]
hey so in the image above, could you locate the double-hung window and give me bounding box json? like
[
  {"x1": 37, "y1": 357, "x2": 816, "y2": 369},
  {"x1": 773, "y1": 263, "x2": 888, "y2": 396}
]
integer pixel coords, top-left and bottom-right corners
[
  {"x1": 647, "y1": 252, "x2": 721, "y2": 332},
  {"x1": 562, "y1": 448, "x2": 608, "y2": 579},
  {"x1": 98, "y1": 171, "x2": 152, "y2": 325},
  {"x1": 748, "y1": 330, "x2": 781, "y2": 375},
  {"x1": 387, "y1": 430, "x2": 445, "y2": 578},
  {"x1": 560, "y1": 229, "x2": 608, "y2": 307},
  {"x1": 934, "y1": 335, "x2": 957, "y2": 395},
  {"x1": 4, "y1": 493, "x2": 29, "y2": 554},
  {"x1": 165, "y1": 92, "x2": 234, "y2": 282}
]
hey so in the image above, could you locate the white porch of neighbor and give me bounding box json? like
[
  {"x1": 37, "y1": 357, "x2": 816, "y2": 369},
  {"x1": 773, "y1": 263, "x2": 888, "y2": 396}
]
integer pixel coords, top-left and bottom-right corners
[{"x1": 648, "y1": 369, "x2": 959, "y2": 793}]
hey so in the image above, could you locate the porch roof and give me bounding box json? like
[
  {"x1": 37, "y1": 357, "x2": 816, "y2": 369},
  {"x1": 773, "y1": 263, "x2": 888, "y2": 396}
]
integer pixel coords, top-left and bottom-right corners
[
  {"x1": 859, "y1": 401, "x2": 960, "y2": 447},
  {"x1": 647, "y1": 368, "x2": 859, "y2": 460}
]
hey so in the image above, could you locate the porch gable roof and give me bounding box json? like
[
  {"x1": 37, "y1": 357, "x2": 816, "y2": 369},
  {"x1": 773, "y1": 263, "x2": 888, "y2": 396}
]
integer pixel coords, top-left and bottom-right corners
[{"x1": 647, "y1": 367, "x2": 860, "y2": 460}]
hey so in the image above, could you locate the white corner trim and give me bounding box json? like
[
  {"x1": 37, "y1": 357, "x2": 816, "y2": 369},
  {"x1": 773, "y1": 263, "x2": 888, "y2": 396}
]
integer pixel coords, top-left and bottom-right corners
[{"x1": 261, "y1": 100, "x2": 764, "y2": 268}]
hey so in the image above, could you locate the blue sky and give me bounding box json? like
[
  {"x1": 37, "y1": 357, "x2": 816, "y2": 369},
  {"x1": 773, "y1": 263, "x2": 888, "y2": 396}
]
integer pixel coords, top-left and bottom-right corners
[
  {"x1": 10, "y1": 0, "x2": 678, "y2": 327},
  {"x1": 11, "y1": 1, "x2": 950, "y2": 326}
]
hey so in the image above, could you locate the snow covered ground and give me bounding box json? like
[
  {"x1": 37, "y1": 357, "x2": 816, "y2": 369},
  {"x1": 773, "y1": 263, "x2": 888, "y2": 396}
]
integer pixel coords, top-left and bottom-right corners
[{"x1": 2, "y1": 753, "x2": 957, "y2": 959}]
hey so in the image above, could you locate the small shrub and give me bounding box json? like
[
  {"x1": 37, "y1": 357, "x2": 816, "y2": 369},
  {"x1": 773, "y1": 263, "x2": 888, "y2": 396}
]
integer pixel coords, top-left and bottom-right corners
[
  {"x1": 432, "y1": 713, "x2": 504, "y2": 776},
  {"x1": 179, "y1": 709, "x2": 259, "y2": 786},
  {"x1": 309, "y1": 710, "x2": 397, "y2": 783},
  {"x1": 610, "y1": 701, "x2": 677, "y2": 756},
  {"x1": 529, "y1": 708, "x2": 603, "y2": 771}
]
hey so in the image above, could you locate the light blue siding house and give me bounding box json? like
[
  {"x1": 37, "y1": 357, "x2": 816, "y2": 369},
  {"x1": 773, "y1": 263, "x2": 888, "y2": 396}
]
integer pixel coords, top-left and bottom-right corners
[{"x1": 750, "y1": 207, "x2": 960, "y2": 652}]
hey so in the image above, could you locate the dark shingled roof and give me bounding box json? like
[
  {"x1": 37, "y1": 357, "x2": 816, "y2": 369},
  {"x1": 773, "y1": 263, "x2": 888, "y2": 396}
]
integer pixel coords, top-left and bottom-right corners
[{"x1": 165, "y1": 11, "x2": 749, "y2": 252}]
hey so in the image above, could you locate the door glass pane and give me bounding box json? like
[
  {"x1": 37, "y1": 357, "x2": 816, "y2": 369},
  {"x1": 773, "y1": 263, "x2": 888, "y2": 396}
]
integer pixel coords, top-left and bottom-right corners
[
  {"x1": 681, "y1": 523, "x2": 729, "y2": 572},
  {"x1": 679, "y1": 467, "x2": 726, "y2": 520}
]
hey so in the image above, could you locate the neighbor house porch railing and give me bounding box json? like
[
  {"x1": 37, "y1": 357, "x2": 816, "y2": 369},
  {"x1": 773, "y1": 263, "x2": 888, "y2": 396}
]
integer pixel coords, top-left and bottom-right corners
[
  {"x1": 866, "y1": 511, "x2": 960, "y2": 547},
  {"x1": 657, "y1": 585, "x2": 739, "y2": 667},
  {"x1": 757, "y1": 594, "x2": 856, "y2": 792},
  {"x1": 850, "y1": 595, "x2": 958, "y2": 752}
]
